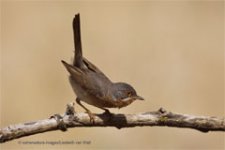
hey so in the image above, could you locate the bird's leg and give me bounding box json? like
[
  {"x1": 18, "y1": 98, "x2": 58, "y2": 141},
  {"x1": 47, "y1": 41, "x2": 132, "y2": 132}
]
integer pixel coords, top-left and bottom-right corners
[
  {"x1": 100, "y1": 107, "x2": 112, "y2": 116},
  {"x1": 94, "y1": 106, "x2": 113, "y2": 117},
  {"x1": 76, "y1": 98, "x2": 95, "y2": 123},
  {"x1": 94, "y1": 106, "x2": 113, "y2": 123}
]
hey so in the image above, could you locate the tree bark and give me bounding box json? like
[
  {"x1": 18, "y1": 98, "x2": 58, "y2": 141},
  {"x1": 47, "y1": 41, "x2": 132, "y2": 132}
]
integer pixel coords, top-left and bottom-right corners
[{"x1": 0, "y1": 106, "x2": 224, "y2": 143}]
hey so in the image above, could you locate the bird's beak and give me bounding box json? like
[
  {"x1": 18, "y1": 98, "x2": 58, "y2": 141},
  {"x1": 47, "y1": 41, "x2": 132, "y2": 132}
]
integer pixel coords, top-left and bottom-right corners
[
  {"x1": 130, "y1": 95, "x2": 144, "y2": 100},
  {"x1": 134, "y1": 95, "x2": 144, "y2": 100},
  {"x1": 121, "y1": 95, "x2": 144, "y2": 102}
]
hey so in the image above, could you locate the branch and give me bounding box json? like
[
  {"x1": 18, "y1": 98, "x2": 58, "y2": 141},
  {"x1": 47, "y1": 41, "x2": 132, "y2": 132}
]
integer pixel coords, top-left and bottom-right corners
[{"x1": 0, "y1": 104, "x2": 224, "y2": 143}]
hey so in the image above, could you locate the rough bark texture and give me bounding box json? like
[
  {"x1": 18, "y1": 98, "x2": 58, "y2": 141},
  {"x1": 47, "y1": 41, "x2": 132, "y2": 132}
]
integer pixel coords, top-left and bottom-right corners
[{"x1": 0, "y1": 106, "x2": 224, "y2": 143}]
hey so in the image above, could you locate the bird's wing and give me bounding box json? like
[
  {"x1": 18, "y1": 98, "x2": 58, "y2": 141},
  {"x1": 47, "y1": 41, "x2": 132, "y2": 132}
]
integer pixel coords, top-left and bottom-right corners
[
  {"x1": 83, "y1": 57, "x2": 110, "y2": 79},
  {"x1": 62, "y1": 60, "x2": 111, "y2": 100}
]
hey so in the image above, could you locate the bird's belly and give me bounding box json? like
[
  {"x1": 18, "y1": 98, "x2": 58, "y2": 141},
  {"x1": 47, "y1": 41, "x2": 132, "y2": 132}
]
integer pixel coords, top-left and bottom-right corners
[
  {"x1": 83, "y1": 96, "x2": 116, "y2": 108},
  {"x1": 76, "y1": 90, "x2": 116, "y2": 108}
]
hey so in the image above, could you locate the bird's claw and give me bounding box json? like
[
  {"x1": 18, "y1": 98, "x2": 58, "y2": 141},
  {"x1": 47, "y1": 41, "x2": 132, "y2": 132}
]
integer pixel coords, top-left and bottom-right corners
[
  {"x1": 86, "y1": 110, "x2": 95, "y2": 124},
  {"x1": 103, "y1": 109, "x2": 113, "y2": 116}
]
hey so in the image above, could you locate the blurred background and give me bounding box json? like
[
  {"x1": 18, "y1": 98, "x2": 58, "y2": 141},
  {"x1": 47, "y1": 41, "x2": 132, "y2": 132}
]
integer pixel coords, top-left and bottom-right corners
[{"x1": 1, "y1": 1, "x2": 224, "y2": 150}]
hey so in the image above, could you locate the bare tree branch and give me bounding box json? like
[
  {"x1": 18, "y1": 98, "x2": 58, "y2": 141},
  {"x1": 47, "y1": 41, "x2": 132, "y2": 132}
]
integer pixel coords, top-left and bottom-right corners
[{"x1": 0, "y1": 105, "x2": 224, "y2": 143}]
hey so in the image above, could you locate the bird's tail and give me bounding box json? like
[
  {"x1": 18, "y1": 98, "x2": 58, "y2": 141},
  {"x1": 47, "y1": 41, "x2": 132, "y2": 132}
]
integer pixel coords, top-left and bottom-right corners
[{"x1": 73, "y1": 13, "x2": 83, "y2": 67}]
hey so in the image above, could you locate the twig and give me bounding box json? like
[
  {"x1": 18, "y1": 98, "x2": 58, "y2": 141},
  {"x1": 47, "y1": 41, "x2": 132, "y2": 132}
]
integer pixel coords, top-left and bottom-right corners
[{"x1": 0, "y1": 104, "x2": 224, "y2": 143}]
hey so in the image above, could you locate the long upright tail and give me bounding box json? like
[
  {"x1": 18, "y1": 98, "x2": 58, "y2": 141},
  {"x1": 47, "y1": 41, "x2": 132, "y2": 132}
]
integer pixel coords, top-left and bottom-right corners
[{"x1": 73, "y1": 13, "x2": 83, "y2": 67}]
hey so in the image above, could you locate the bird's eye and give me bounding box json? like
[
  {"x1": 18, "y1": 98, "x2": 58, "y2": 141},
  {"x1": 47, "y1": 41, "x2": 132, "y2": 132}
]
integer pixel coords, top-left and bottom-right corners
[{"x1": 127, "y1": 92, "x2": 132, "y2": 97}]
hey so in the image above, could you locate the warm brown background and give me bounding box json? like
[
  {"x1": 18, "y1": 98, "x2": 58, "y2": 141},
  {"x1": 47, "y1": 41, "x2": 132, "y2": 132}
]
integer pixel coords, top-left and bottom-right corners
[{"x1": 1, "y1": 1, "x2": 224, "y2": 150}]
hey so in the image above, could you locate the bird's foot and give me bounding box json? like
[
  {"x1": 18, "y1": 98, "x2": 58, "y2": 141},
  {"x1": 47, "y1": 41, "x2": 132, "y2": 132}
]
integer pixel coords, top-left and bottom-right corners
[
  {"x1": 86, "y1": 110, "x2": 95, "y2": 124},
  {"x1": 103, "y1": 109, "x2": 113, "y2": 116},
  {"x1": 101, "y1": 109, "x2": 113, "y2": 122}
]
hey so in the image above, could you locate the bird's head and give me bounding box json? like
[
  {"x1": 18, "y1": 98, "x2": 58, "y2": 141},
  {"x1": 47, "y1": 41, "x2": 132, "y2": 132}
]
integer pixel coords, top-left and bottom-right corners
[{"x1": 112, "y1": 82, "x2": 144, "y2": 107}]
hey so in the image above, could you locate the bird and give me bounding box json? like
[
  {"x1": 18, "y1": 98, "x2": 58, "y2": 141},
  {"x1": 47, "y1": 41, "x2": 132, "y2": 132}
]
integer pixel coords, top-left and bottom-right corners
[{"x1": 61, "y1": 13, "x2": 144, "y2": 123}]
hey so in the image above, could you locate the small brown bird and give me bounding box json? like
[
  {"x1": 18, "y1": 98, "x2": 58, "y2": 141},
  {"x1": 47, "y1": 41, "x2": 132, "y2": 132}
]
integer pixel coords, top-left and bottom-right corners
[{"x1": 62, "y1": 14, "x2": 144, "y2": 122}]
